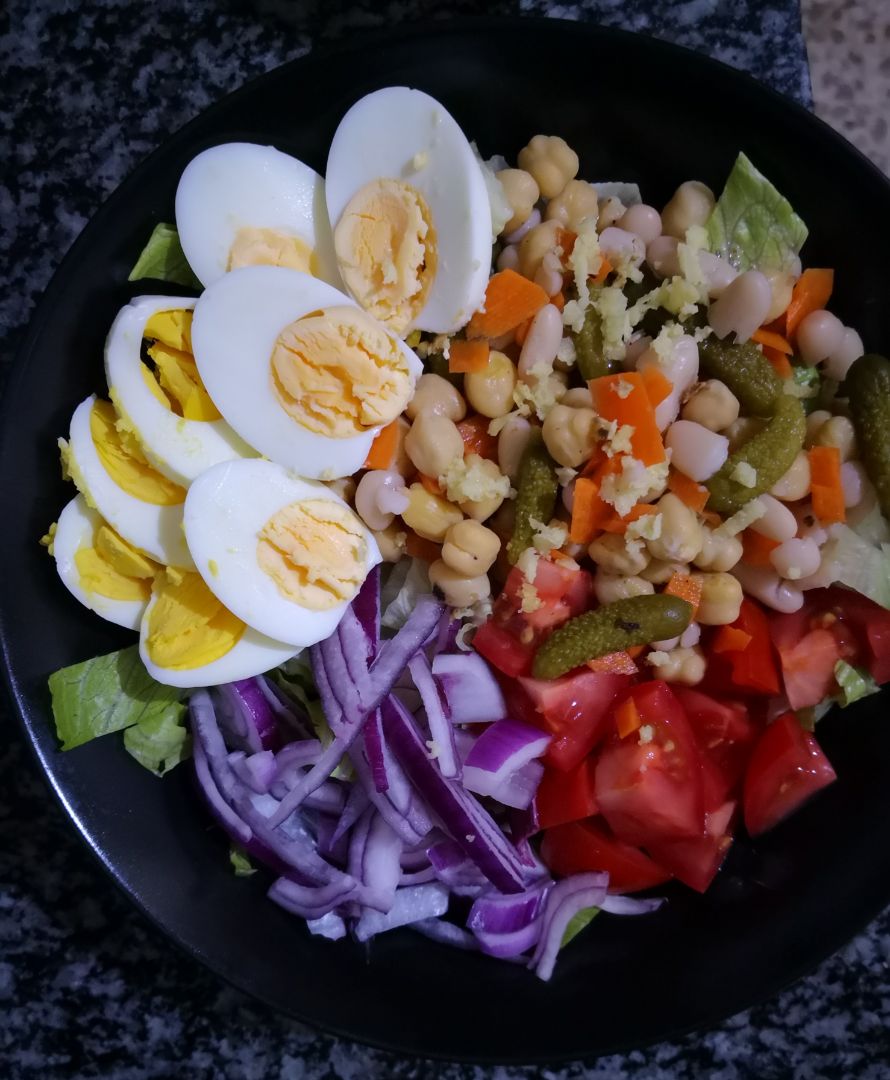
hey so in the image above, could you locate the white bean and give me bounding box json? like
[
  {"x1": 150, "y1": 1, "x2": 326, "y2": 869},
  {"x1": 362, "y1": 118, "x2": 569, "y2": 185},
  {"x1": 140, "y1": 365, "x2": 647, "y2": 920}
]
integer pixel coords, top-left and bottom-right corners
[
  {"x1": 680, "y1": 622, "x2": 701, "y2": 648},
  {"x1": 624, "y1": 335, "x2": 651, "y2": 368},
  {"x1": 796, "y1": 309, "x2": 845, "y2": 366},
  {"x1": 617, "y1": 203, "x2": 662, "y2": 245},
  {"x1": 504, "y1": 207, "x2": 541, "y2": 245},
  {"x1": 646, "y1": 235, "x2": 679, "y2": 279},
  {"x1": 707, "y1": 270, "x2": 772, "y2": 342},
  {"x1": 534, "y1": 254, "x2": 563, "y2": 297},
  {"x1": 598, "y1": 226, "x2": 645, "y2": 266},
  {"x1": 518, "y1": 303, "x2": 563, "y2": 383},
  {"x1": 824, "y1": 327, "x2": 864, "y2": 382},
  {"x1": 732, "y1": 563, "x2": 804, "y2": 613},
  {"x1": 637, "y1": 336, "x2": 699, "y2": 430},
  {"x1": 665, "y1": 420, "x2": 729, "y2": 482},
  {"x1": 653, "y1": 635, "x2": 681, "y2": 651},
  {"x1": 769, "y1": 450, "x2": 811, "y2": 502},
  {"x1": 748, "y1": 493, "x2": 798, "y2": 542},
  {"x1": 769, "y1": 537, "x2": 821, "y2": 580},
  {"x1": 792, "y1": 503, "x2": 829, "y2": 547},
  {"x1": 698, "y1": 252, "x2": 738, "y2": 298},
  {"x1": 355, "y1": 470, "x2": 409, "y2": 531},
  {"x1": 497, "y1": 244, "x2": 520, "y2": 272},
  {"x1": 840, "y1": 461, "x2": 866, "y2": 508},
  {"x1": 497, "y1": 414, "x2": 533, "y2": 481}
]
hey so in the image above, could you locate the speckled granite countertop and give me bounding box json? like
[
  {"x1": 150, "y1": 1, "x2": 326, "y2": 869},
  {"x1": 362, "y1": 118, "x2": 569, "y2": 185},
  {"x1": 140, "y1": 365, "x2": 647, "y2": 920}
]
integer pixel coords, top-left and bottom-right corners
[{"x1": 3, "y1": 2, "x2": 889, "y2": 1077}]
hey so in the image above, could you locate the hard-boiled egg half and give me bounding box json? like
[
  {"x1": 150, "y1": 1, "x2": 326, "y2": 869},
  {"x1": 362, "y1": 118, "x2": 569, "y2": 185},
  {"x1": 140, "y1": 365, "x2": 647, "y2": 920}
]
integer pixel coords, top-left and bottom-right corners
[
  {"x1": 105, "y1": 295, "x2": 255, "y2": 486},
  {"x1": 50, "y1": 495, "x2": 159, "y2": 630},
  {"x1": 60, "y1": 395, "x2": 194, "y2": 568},
  {"x1": 325, "y1": 86, "x2": 492, "y2": 336},
  {"x1": 191, "y1": 266, "x2": 422, "y2": 478},
  {"x1": 184, "y1": 458, "x2": 381, "y2": 648},
  {"x1": 175, "y1": 142, "x2": 341, "y2": 288}
]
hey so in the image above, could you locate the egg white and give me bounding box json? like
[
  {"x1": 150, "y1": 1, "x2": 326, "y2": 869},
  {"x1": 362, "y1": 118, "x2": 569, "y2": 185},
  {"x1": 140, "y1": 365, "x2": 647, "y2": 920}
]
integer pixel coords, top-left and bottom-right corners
[
  {"x1": 325, "y1": 86, "x2": 492, "y2": 335},
  {"x1": 52, "y1": 495, "x2": 148, "y2": 631},
  {"x1": 184, "y1": 458, "x2": 381, "y2": 648},
  {"x1": 190, "y1": 265, "x2": 421, "y2": 479},
  {"x1": 65, "y1": 395, "x2": 195, "y2": 569},
  {"x1": 175, "y1": 142, "x2": 341, "y2": 288},
  {"x1": 105, "y1": 295, "x2": 256, "y2": 486},
  {"x1": 139, "y1": 589, "x2": 297, "y2": 688}
]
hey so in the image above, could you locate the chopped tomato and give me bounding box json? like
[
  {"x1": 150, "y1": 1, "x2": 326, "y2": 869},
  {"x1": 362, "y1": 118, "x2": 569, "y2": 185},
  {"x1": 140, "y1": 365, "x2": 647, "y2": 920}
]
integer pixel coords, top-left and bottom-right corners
[
  {"x1": 535, "y1": 757, "x2": 599, "y2": 830},
  {"x1": 705, "y1": 598, "x2": 781, "y2": 696},
  {"x1": 540, "y1": 818, "x2": 673, "y2": 894},
  {"x1": 674, "y1": 687, "x2": 757, "y2": 798},
  {"x1": 775, "y1": 628, "x2": 841, "y2": 710},
  {"x1": 595, "y1": 681, "x2": 705, "y2": 845},
  {"x1": 646, "y1": 798, "x2": 736, "y2": 893},
  {"x1": 519, "y1": 670, "x2": 631, "y2": 772},
  {"x1": 743, "y1": 712, "x2": 837, "y2": 836},
  {"x1": 473, "y1": 619, "x2": 534, "y2": 678},
  {"x1": 808, "y1": 587, "x2": 890, "y2": 683},
  {"x1": 457, "y1": 414, "x2": 498, "y2": 460}
]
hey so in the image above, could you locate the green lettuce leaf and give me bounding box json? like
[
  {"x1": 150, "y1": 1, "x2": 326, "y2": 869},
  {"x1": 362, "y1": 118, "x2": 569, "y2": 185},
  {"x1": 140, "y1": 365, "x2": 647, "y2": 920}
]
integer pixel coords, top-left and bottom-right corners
[
  {"x1": 799, "y1": 524, "x2": 890, "y2": 610},
  {"x1": 128, "y1": 223, "x2": 201, "y2": 288},
  {"x1": 707, "y1": 152, "x2": 808, "y2": 274},
  {"x1": 381, "y1": 558, "x2": 431, "y2": 631},
  {"x1": 561, "y1": 906, "x2": 600, "y2": 948},
  {"x1": 123, "y1": 708, "x2": 190, "y2": 775},
  {"x1": 833, "y1": 660, "x2": 880, "y2": 707},
  {"x1": 49, "y1": 645, "x2": 184, "y2": 751},
  {"x1": 229, "y1": 845, "x2": 257, "y2": 877},
  {"x1": 790, "y1": 362, "x2": 821, "y2": 412}
]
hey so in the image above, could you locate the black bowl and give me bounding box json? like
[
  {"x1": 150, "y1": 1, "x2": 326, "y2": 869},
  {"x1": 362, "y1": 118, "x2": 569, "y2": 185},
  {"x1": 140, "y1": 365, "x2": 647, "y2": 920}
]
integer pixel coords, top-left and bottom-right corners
[{"x1": 3, "y1": 17, "x2": 890, "y2": 1065}]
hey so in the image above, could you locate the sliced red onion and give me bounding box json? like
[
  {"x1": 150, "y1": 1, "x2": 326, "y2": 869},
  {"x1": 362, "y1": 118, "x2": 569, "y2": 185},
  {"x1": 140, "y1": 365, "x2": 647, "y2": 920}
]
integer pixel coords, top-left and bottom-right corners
[
  {"x1": 330, "y1": 781, "x2": 370, "y2": 849},
  {"x1": 337, "y1": 606, "x2": 374, "y2": 685},
  {"x1": 432, "y1": 614, "x2": 459, "y2": 657},
  {"x1": 462, "y1": 720, "x2": 550, "y2": 804},
  {"x1": 382, "y1": 695, "x2": 527, "y2": 893},
  {"x1": 215, "y1": 678, "x2": 279, "y2": 752},
  {"x1": 427, "y1": 839, "x2": 488, "y2": 891},
  {"x1": 431, "y1": 653, "x2": 507, "y2": 725},
  {"x1": 409, "y1": 653, "x2": 459, "y2": 779},
  {"x1": 274, "y1": 740, "x2": 323, "y2": 774},
  {"x1": 352, "y1": 564, "x2": 381, "y2": 655},
  {"x1": 354, "y1": 882, "x2": 449, "y2": 943},
  {"x1": 362, "y1": 709, "x2": 389, "y2": 793},
  {"x1": 508, "y1": 801, "x2": 541, "y2": 846},
  {"x1": 268, "y1": 876, "x2": 359, "y2": 920},
  {"x1": 531, "y1": 872, "x2": 609, "y2": 982},
  {"x1": 347, "y1": 807, "x2": 373, "y2": 884},
  {"x1": 362, "y1": 596, "x2": 444, "y2": 711},
  {"x1": 468, "y1": 881, "x2": 551, "y2": 934},
  {"x1": 480, "y1": 760, "x2": 543, "y2": 811},
  {"x1": 229, "y1": 750, "x2": 276, "y2": 794},
  {"x1": 348, "y1": 748, "x2": 428, "y2": 846},
  {"x1": 258, "y1": 675, "x2": 314, "y2": 739},
  {"x1": 305, "y1": 911, "x2": 347, "y2": 940},
  {"x1": 301, "y1": 779, "x2": 347, "y2": 816},
  {"x1": 192, "y1": 725, "x2": 252, "y2": 847},
  {"x1": 400, "y1": 866, "x2": 438, "y2": 886},
  {"x1": 308, "y1": 811, "x2": 350, "y2": 866},
  {"x1": 473, "y1": 919, "x2": 543, "y2": 959},
  {"x1": 266, "y1": 735, "x2": 348, "y2": 828},
  {"x1": 413, "y1": 918, "x2": 479, "y2": 951},
  {"x1": 318, "y1": 634, "x2": 367, "y2": 726},
  {"x1": 361, "y1": 813, "x2": 403, "y2": 914},
  {"x1": 599, "y1": 894, "x2": 665, "y2": 916}
]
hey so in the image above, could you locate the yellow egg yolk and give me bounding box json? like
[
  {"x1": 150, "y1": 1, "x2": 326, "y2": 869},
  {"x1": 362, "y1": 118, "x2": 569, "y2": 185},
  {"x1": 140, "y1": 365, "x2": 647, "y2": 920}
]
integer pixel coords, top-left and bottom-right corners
[
  {"x1": 257, "y1": 498, "x2": 367, "y2": 611},
  {"x1": 142, "y1": 343, "x2": 222, "y2": 421},
  {"x1": 227, "y1": 226, "x2": 315, "y2": 275},
  {"x1": 89, "y1": 400, "x2": 186, "y2": 505},
  {"x1": 145, "y1": 308, "x2": 193, "y2": 353},
  {"x1": 75, "y1": 523, "x2": 157, "y2": 602},
  {"x1": 145, "y1": 569, "x2": 245, "y2": 670},
  {"x1": 333, "y1": 178, "x2": 437, "y2": 335},
  {"x1": 270, "y1": 304, "x2": 411, "y2": 438}
]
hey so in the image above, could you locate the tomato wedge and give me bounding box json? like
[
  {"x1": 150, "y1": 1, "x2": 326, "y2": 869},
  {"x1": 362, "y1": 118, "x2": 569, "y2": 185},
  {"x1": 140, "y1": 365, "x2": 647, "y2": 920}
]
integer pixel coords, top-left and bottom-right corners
[
  {"x1": 535, "y1": 757, "x2": 599, "y2": 830},
  {"x1": 743, "y1": 712, "x2": 837, "y2": 836},
  {"x1": 775, "y1": 628, "x2": 841, "y2": 710},
  {"x1": 540, "y1": 818, "x2": 673, "y2": 894},
  {"x1": 595, "y1": 681, "x2": 705, "y2": 845},
  {"x1": 674, "y1": 687, "x2": 757, "y2": 799},
  {"x1": 705, "y1": 598, "x2": 781, "y2": 696},
  {"x1": 473, "y1": 619, "x2": 534, "y2": 677}
]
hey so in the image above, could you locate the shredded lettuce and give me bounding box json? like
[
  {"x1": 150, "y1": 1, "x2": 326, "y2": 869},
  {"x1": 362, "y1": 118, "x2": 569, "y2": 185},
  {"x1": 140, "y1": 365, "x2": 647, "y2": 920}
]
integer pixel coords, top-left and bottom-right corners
[
  {"x1": 706, "y1": 152, "x2": 808, "y2": 274},
  {"x1": 593, "y1": 181, "x2": 641, "y2": 206},
  {"x1": 834, "y1": 660, "x2": 880, "y2": 707},
  {"x1": 561, "y1": 906, "x2": 600, "y2": 947},
  {"x1": 128, "y1": 223, "x2": 201, "y2": 288},
  {"x1": 229, "y1": 845, "x2": 257, "y2": 877},
  {"x1": 790, "y1": 362, "x2": 821, "y2": 411},
  {"x1": 803, "y1": 525, "x2": 890, "y2": 610},
  {"x1": 381, "y1": 558, "x2": 431, "y2": 631},
  {"x1": 123, "y1": 709, "x2": 191, "y2": 775},
  {"x1": 851, "y1": 502, "x2": 890, "y2": 547},
  {"x1": 49, "y1": 646, "x2": 186, "y2": 758}
]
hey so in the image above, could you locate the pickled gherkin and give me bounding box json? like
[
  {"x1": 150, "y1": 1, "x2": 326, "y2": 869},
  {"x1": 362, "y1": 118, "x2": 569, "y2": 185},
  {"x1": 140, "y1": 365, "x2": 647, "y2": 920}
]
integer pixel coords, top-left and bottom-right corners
[
  {"x1": 698, "y1": 337, "x2": 782, "y2": 417},
  {"x1": 572, "y1": 306, "x2": 611, "y2": 381},
  {"x1": 507, "y1": 430, "x2": 559, "y2": 565},
  {"x1": 532, "y1": 594, "x2": 693, "y2": 680},
  {"x1": 706, "y1": 393, "x2": 806, "y2": 514},
  {"x1": 847, "y1": 353, "x2": 890, "y2": 519}
]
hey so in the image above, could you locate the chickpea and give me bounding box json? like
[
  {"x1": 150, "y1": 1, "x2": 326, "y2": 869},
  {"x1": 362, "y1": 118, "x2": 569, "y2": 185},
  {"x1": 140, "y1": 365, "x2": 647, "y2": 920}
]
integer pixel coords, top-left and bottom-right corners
[
  {"x1": 404, "y1": 412, "x2": 464, "y2": 479},
  {"x1": 497, "y1": 414, "x2": 533, "y2": 481},
  {"x1": 594, "y1": 572, "x2": 655, "y2": 604},
  {"x1": 517, "y1": 134, "x2": 579, "y2": 199},
  {"x1": 560, "y1": 387, "x2": 593, "y2": 409},
  {"x1": 804, "y1": 409, "x2": 832, "y2": 447},
  {"x1": 653, "y1": 646, "x2": 707, "y2": 686},
  {"x1": 645, "y1": 493, "x2": 703, "y2": 563},
  {"x1": 406, "y1": 373, "x2": 466, "y2": 422},
  {"x1": 681, "y1": 380, "x2": 740, "y2": 433},
  {"x1": 814, "y1": 415, "x2": 857, "y2": 462},
  {"x1": 544, "y1": 178, "x2": 599, "y2": 231},
  {"x1": 372, "y1": 522, "x2": 407, "y2": 563},
  {"x1": 541, "y1": 403, "x2": 600, "y2": 468},
  {"x1": 769, "y1": 450, "x2": 811, "y2": 502},
  {"x1": 464, "y1": 350, "x2": 517, "y2": 419},
  {"x1": 401, "y1": 483, "x2": 463, "y2": 541},
  {"x1": 428, "y1": 559, "x2": 492, "y2": 609},
  {"x1": 588, "y1": 533, "x2": 650, "y2": 576},
  {"x1": 693, "y1": 527, "x2": 743, "y2": 573},
  {"x1": 660, "y1": 180, "x2": 716, "y2": 240},
  {"x1": 641, "y1": 559, "x2": 689, "y2": 584},
  {"x1": 458, "y1": 455, "x2": 508, "y2": 522},
  {"x1": 496, "y1": 168, "x2": 540, "y2": 235},
  {"x1": 597, "y1": 196, "x2": 626, "y2": 230},
  {"x1": 617, "y1": 203, "x2": 662, "y2": 245},
  {"x1": 693, "y1": 572, "x2": 744, "y2": 625},
  {"x1": 518, "y1": 219, "x2": 562, "y2": 281},
  {"x1": 724, "y1": 416, "x2": 765, "y2": 451},
  {"x1": 442, "y1": 519, "x2": 501, "y2": 577}
]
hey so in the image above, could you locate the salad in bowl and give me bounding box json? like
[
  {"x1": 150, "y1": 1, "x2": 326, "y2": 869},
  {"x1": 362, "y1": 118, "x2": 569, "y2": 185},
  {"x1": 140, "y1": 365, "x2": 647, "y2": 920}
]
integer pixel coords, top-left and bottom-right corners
[{"x1": 41, "y1": 86, "x2": 890, "y2": 981}]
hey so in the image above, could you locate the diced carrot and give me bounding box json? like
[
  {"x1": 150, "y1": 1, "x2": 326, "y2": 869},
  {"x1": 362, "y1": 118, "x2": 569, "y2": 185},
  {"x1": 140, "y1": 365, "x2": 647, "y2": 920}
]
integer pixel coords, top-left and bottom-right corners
[
  {"x1": 664, "y1": 572, "x2": 702, "y2": 616},
  {"x1": 742, "y1": 529, "x2": 781, "y2": 567},
  {"x1": 641, "y1": 366, "x2": 673, "y2": 409},
  {"x1": 762, "y1": 345, "x2": 794, "y2": 379},
  {"x1": 599, "y1": 506, "x2": 657, "y2": 533},
  {"x1": 457, "y1": 414, "x2": 498, "y2": 460},
  {"x1": 591, "y1": 254, "x2": 613, "y2": 286},
  {"x1": 589, "y1": 372, "x2": 665, "y2": 465},
  {"x1": 449, "y1": 338, "x2": 490, "y2": 374},
  {"x1": 668, "y1": 468, "x2": 710, "y2": 514},
  {"x1": 785, "y1": 268, "x2": 834, "y2": 339},
  {"x1": 556, "y1": 228, "x2": 577, "y2": 259},
  {"x1": 570, "y1": 477, "x2": 611, "y2": 545},
  {"x1": 615, "y1": 696, "x2": 642, "y2": 739},
  {"x1": 809, "y1": 445, "x2": 846, "y2": 524},
  {"x1": 363, "y1": 420, "x2": 400, "y2": 470},
  {"x1": 419, "y1": 473, "x2": 443, "y2": 496},
  {"x1": 751, "y1": 328, "x2": 793, "y2": 354},
  {"x1": 588, "y1": 651, "x2": 639, "y2": 676},
  {"x1": 551, "y1": 291, "x2": 566, "y2": 312},
  {"x1": 713, "y1": 626, "x2": 753, "y2": 654},
  {"x1": 405, "y1": 531, "x2": 442, "y2": 563},
  {"x1": 626, "y1": 645, "x2": 645, "y2": 659},
  {"x1": 466, "y1": 269, "x2": 550, "y2": 339}
]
